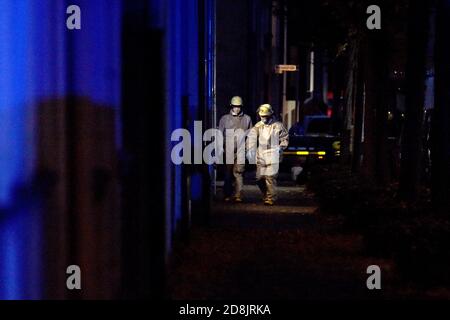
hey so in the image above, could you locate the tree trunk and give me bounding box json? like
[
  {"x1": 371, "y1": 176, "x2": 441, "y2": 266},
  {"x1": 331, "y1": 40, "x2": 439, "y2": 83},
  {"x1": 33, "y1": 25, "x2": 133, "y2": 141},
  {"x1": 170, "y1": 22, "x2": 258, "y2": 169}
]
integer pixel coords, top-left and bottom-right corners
[
  {"x1": 362, "y1": 29, "x2": 389, "y2": 185},
  {"x1": 352, "y1": 36, "x2": 366, "y2": 173},
  {"x1": 399, "y1": 0, "x2": 430, "y2": 201},
  {"x1": 341, "y1": 38, "x2": 358, "y2": 165},
  {"x1": 432, "y1": 0, "x2": 450, "y2": 212}
]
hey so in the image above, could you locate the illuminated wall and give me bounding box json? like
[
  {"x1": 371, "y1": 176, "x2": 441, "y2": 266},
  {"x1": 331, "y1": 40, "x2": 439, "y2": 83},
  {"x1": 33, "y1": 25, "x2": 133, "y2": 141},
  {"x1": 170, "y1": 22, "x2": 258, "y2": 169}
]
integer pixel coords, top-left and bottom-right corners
[
  {"x1": 165, "y1": 0, "x2": 200, "y2": 250},
  {"x1": 0, "y1": 0, "x2": 213, "y2": 299},
  {"x1": 163, "y1": 0, "x2": 214, "y2": 252},
  {"x1": 0, "y1": 0, "x2": 122, "y2": 299}
]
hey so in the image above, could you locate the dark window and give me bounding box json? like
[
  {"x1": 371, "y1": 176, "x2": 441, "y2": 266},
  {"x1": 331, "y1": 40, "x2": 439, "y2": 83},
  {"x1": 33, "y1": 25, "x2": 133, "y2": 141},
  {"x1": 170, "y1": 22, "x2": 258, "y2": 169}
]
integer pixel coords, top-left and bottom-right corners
[{"x1": 306, "y1": 118, "x2": 331, "y2": 134}]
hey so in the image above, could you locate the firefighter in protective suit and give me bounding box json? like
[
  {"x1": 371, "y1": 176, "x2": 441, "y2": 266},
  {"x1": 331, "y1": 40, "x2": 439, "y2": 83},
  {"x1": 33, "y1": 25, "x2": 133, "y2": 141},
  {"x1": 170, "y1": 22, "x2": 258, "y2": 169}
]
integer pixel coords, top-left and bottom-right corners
[
  {"x1": 247, "y1": 104, "x2": 289, "y2": 205},
  {"x1": 218, "y1": 96, "x2": 253, "y2": 202}
]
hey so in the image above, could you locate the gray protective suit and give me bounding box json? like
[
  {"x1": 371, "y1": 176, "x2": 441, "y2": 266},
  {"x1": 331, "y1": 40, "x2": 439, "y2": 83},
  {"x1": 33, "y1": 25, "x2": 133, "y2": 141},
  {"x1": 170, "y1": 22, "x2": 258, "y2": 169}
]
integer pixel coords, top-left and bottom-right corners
[{"x1": 218, "y1": 111, "x2": 252, "y2": 198}]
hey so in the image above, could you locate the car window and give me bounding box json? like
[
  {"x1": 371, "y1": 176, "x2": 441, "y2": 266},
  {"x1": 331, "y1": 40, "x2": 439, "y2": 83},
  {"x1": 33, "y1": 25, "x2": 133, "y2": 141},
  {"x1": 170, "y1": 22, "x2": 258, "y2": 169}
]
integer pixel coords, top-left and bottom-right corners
[{"x1": 306, "y1": 118, "x2": 331, "y2": 134}]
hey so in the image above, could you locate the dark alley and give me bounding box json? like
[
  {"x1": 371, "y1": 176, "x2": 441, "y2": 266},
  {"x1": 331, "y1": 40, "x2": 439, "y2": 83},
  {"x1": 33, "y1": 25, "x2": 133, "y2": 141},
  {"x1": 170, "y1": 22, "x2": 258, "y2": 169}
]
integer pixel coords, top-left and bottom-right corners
[
  {"x1": 1, "y1": 0, "x2": 450, "y2": 314},
  {"x1": 168, "y1": 174, "x2": 448, "y2": 300}
]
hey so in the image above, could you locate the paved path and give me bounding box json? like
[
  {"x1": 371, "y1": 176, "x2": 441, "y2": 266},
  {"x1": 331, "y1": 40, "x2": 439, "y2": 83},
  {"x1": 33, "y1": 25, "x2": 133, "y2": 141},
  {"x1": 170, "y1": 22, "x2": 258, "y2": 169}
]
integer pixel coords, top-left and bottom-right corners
[{"x1": 168, "y1": 179, "x2": 396, "y2": 300}]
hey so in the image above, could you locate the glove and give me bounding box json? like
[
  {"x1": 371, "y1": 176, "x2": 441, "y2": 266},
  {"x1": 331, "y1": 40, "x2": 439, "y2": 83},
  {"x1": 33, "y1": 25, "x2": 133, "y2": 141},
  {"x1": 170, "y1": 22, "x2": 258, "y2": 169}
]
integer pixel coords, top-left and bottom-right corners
[
  {"x1": 278, "y1": 148, "x2": 284, "y2": 163},
  {"x1": 258, "y1": 157, "x2": 267, "y2": 167},
  {"x1": 247, "y1": 150, "x2": 256, "y2": 164}
]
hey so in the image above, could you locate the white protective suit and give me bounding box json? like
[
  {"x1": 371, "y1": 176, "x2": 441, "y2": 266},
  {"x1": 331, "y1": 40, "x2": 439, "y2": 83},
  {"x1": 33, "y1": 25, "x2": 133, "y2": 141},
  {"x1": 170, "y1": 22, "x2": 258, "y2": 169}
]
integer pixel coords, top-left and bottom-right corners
[{"x1": 247, "y1": 118, "x2": 289, "y2": 201}]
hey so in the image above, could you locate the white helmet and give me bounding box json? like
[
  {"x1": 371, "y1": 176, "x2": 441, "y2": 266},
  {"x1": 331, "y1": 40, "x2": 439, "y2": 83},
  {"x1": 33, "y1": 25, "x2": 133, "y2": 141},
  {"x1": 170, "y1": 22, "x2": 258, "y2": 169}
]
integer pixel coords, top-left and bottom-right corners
[
  {"x1": 230, "y1": 96, "x2": 243, "y2": 107},
  {"x1": 258, "y1": 104, "x2": 274, "y2": 116}
]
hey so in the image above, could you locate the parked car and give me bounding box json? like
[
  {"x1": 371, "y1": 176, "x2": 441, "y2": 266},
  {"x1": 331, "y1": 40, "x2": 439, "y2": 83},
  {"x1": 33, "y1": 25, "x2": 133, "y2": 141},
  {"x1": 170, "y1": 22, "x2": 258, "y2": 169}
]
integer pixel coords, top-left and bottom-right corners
[{"x1": 281, "y1": 115, "x2": 341, "y2": 182}]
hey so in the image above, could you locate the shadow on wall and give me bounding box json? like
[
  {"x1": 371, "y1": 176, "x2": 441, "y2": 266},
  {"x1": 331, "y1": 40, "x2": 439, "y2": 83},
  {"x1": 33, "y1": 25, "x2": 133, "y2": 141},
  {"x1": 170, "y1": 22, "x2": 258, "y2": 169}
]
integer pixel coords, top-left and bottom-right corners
[{"x1": 36, "y1": 97, "x2": 121, "y2": 299}]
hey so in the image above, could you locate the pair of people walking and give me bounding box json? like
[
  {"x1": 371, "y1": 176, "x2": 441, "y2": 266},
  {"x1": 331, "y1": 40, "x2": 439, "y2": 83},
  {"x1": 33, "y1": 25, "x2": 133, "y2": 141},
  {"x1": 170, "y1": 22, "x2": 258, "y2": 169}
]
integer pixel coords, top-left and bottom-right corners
[{"x1": 218, "y1": 96, "x2": 289, "y2": 206}]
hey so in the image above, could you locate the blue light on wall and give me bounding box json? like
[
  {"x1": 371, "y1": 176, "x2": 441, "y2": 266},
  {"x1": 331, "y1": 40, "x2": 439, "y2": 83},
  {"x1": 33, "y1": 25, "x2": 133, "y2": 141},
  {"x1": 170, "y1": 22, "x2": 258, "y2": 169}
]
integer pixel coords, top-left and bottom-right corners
[
  {"x1": 0, "y1": 0, "x2": 36, "y2": 300},
  {"x1": 163, "y1": 0, "x2": 202, "y2": 252},
  {"x1": 0, "y1": 216, "x2": 22, "y2": 299},
  {"x1": 0, "y1": 0, "x2": 122, "y2": 299},
  {"x1": 1, "y1": 0, "x2": 208, "y2": 297}
]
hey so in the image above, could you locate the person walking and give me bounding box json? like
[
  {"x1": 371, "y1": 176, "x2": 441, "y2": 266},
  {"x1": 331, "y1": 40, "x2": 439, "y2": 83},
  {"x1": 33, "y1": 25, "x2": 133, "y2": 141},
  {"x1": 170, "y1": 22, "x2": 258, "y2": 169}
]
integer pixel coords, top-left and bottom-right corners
[
  {"x1": 247, "y1": 104, "x2": 289, "y2": 205},
  {"x1": 218, "y1": 96, "x2": 252, "y2": 202}
]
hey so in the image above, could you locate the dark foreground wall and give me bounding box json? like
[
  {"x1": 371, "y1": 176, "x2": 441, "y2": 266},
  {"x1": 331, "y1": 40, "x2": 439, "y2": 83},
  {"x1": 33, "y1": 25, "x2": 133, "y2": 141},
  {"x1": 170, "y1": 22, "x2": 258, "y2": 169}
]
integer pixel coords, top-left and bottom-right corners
[{"x1": 0, "y1": 0, "x2": 213, "y2": 299}]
